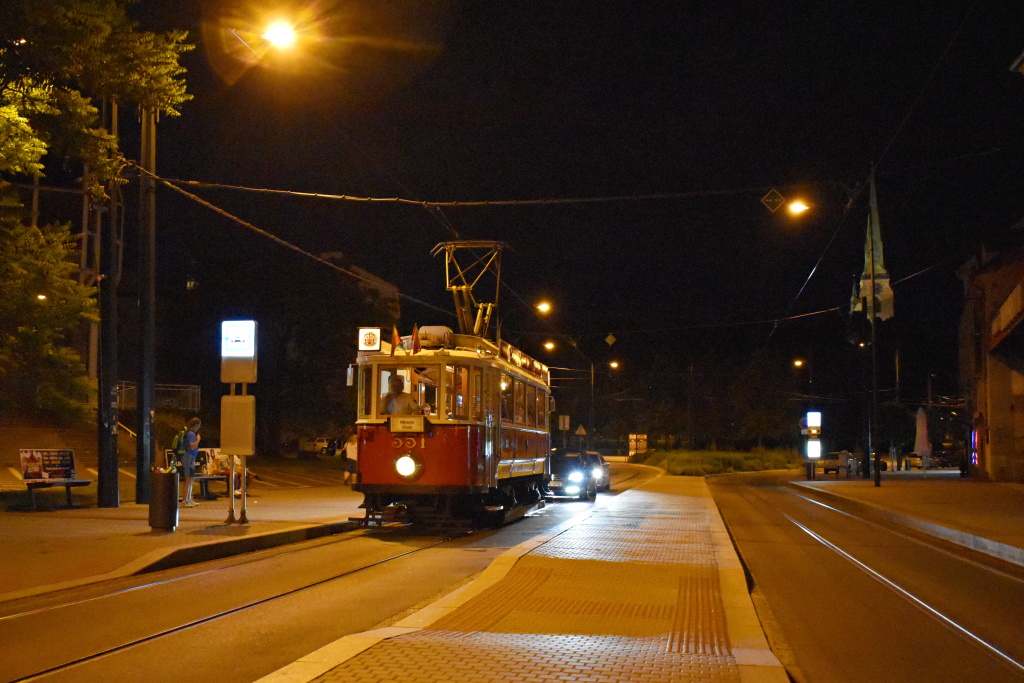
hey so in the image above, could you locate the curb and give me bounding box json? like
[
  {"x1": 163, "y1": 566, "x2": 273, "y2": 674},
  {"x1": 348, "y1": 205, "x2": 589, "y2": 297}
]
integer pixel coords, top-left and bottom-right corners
[
  {"x1": 787, "y1": 481, "x2": 1024, "y2": 569},
  {"x1": 0, "y1": 519, "x2": 360, "y2": 605}
]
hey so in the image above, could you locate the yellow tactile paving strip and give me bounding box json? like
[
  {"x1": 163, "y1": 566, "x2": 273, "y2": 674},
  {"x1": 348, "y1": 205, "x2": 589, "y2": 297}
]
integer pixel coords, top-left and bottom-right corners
[
  {"x1": 316, "y1": 631, "x2": 741, "y2": 682},
  {"x1": 310, "y1": 479, "x2": 749, "y2": 683}
]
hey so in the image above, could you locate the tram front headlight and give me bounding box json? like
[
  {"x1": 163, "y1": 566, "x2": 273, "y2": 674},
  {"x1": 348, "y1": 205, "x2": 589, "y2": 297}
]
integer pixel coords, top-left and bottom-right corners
[
  {"x1": 568, "y1": 471, "x2": 583, "y2": 482},
  {"x1": 395, "y1": 454, "x2": 422, "y2": 479}
]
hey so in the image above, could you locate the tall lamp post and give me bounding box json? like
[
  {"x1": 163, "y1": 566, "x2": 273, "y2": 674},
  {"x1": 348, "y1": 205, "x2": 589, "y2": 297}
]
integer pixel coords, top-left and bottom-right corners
[{"x1": 135, "y1": 21, "x2": 300, "y2": 501}]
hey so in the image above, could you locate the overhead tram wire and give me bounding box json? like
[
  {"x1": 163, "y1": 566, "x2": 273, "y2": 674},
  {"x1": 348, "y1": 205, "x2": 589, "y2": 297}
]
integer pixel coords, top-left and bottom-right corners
[
  {"x1": 148, "y1": 176, "x2": 774, "y2": 208},
  {"x1": 128, "y1": 162, "x2": 452, "y2": 318}
]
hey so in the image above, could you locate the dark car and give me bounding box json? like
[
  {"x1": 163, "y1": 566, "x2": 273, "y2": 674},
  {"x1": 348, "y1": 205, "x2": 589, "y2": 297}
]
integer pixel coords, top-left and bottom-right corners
[
  {"x1": 586, "y1": 451, "x2": 611, "y2": 492},
  {"x1": 547, "y1": 451, "x2": 598, "y2": 501}
]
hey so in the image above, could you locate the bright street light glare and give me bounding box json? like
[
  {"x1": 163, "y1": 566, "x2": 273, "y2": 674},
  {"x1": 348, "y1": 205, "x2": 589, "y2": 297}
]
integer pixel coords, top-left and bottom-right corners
[
  {"x1": 536, "y1": 301, "x2": 552, "y2": 314},
  {"x1": 264, "y1": 21, "x2": 296, "y2": 48},
  {"x1": 609, "y1": 361, "x2": 620, "y2": 369},
  {"x1": 544, "y1": 341, "x2": 555, "y2": 350},
  {"x1": 787, "y1": 200, "x2": 810, "y2": 215},
  {"x1": 793, "y1": 359, "x2": 805, "y2": 367}
]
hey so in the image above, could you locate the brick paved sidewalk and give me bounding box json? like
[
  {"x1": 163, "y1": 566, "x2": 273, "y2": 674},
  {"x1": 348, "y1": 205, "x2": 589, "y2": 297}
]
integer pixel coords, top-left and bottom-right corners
[{"x1": 262, "y1": 476, "x2": 787, "y2": 683}]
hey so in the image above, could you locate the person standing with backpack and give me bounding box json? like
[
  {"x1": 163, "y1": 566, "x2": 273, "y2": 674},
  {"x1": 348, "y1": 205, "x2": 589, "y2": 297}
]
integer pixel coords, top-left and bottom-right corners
[{"x1": 180, "y1": 417, "x2": 201, "y2": 507}]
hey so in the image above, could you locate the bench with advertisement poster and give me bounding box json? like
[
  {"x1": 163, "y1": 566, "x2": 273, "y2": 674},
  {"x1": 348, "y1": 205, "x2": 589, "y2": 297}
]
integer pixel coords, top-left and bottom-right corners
[
  {"x1": 19, "y1": 449, "x2": 93, "y2": 510},
  {"x1": 164, "y1": 447, "x2": 231, "y2": 499}
]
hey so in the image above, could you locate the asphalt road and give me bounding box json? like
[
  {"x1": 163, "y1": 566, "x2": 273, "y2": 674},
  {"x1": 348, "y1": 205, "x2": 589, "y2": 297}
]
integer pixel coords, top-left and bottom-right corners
[
  {"x1": 0, "y1": 462, "x2": 651, "y2": 683},
  {"x1": 708, "y1": 471, "x2": 1024, "y2": 683}
]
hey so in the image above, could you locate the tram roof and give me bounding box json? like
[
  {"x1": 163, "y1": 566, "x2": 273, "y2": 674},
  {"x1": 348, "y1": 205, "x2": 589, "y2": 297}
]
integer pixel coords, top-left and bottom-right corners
[{"x1": 358, "y1": 328, "x2": 548, "y2": 382}]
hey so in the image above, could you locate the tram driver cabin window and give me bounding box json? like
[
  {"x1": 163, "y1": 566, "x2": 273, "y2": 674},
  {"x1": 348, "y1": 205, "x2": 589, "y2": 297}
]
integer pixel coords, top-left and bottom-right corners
[{"x1": 377, "y1": 365, "x2": 437, "y2": 416}]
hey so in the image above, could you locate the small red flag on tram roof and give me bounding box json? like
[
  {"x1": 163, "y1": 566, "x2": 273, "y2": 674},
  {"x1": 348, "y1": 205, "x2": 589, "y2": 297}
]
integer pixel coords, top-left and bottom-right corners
[
  {"x1": 390, "y1": 325, "x2": 401, "y2": 356},
  {"x1": 412, "y1": 324, "x2": 421, "y2": 353}
]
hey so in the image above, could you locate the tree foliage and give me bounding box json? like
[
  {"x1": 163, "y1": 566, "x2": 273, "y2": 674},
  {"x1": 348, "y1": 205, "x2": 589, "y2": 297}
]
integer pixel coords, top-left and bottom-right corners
[
  {"x1": 0, "y1": 0, "x2": 192, "y2": 192},
  {"x1": 0, "y1": 0, "x2": 192, "y2": 422},
  {"x1": 0, "y1": 211, "x2": 97, "y2": 423}
]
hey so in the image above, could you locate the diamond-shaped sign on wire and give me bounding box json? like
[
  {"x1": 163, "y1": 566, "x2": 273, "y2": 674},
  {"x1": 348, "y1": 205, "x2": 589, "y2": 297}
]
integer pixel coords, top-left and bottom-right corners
[{"x1": 762, "y1": 188, "x2": 785, "y2": 213}]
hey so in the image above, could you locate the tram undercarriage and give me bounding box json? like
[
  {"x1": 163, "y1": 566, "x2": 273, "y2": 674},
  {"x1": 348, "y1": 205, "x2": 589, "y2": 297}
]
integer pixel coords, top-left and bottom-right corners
[{"x1": 357, "y1": 474, "x2": 547, "y2": 532}]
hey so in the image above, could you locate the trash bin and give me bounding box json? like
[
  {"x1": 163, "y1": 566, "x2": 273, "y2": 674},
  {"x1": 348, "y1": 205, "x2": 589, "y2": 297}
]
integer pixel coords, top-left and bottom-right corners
[{"x1": 149, "y1": 469, "x2": 179, "y2": 530}]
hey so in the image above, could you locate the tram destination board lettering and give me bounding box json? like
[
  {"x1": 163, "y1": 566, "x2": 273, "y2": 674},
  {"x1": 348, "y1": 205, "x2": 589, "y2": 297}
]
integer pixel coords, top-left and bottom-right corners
[
  {"x1": 390, "y1": 415, "x2": 425, "y2": 433},
  {"x1": 19, "y1": 449, "x2": 75, "y2": 480}
]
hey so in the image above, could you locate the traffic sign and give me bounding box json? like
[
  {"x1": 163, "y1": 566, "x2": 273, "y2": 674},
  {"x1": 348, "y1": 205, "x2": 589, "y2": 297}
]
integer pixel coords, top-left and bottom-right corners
[{"x1": 575, "y1": 425, "x2": 587, "y2": 436}]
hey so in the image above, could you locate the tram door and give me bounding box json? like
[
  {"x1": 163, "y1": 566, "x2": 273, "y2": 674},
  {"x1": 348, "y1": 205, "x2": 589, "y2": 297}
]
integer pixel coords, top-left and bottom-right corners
[{"x1": 484, "y1": 367, "x2": 500, "y2": 480}]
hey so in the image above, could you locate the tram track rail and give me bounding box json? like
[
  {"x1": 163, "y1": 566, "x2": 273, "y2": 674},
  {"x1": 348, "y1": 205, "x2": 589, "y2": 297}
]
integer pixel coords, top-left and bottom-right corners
[
  {"x1": 712, "y1": 474, "x2": 1024, "y2": 680},
  {"x1": 2, "y1": 527, "x2": 462, "y2": 683}
]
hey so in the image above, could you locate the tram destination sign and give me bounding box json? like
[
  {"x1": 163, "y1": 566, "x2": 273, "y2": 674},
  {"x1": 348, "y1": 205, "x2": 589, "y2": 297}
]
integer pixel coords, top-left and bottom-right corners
[{"x1": 391, "y1": 415, "x2": 425, "y2": 433}]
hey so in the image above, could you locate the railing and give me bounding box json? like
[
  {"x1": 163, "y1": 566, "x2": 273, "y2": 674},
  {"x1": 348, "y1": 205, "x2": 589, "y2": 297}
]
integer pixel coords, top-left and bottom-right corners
[{"x1": 117, "y1": 382, "x2": 201, "y2": 412}]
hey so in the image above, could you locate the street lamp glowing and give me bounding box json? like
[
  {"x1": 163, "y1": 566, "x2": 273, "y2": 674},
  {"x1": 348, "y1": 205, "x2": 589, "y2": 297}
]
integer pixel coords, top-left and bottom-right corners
[
  {"x1": 787, "y1": 200, "x2": 810, "y2": 215},
  {"x1": 609, "y1": 361, "x2": 619, "y2": 369},
  {"x1": 536, "y1": 301, "x2": 552, "y2": 314},
  {"x1": 36, "y1": 294, "x2": 47, "y2": 300},
  {"x1": 793, "y1": 359, "x2": 805, "y2": 368},
  {"x1": 544, "y1": 341, "x2": 555, "y2": 350},
  {"x1": 264, "y1": 21, "x2": 296, "y2": 48}
]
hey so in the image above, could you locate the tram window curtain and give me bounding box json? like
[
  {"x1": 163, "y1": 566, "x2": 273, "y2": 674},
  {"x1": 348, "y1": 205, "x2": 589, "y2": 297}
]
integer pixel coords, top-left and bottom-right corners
[
  {"x1": 471, "y1": 367, "x2": 483, "y2": 421},
  {"x1": 514, "y1": 378, "x2": 526, "y2": 424},
  {"x1": 525, "y1": 384, "x2": 537, "y2": 426}
]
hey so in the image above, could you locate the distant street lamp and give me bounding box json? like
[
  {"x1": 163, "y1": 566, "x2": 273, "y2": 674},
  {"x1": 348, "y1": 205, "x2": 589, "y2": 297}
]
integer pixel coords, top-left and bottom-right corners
[
  {"x1": 544, "y1": 341, "x2": 555, "y2": 350},
  {"x1": 609, "y1": 360, "x2": 620, "y2": 369},
  {"x1": 787, "y1": 200, "x2": 810, "y2": 215},
  {"x1": 536, "y1": 301, "x2": 552, "y2": 314}
]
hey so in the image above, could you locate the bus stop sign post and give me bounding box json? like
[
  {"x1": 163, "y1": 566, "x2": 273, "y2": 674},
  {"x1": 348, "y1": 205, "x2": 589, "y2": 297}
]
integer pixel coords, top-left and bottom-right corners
[
  {"x1": 220, "y1": 320, "x2": 257, "y2": 524},
  {"x1": 804, "y1": 411, "x2": 822, "y2": 480}
]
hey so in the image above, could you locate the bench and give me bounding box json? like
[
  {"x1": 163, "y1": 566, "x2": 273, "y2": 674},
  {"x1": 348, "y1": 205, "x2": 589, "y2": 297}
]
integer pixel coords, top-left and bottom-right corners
[
  {"x1": 194, "y1": 474, "x2": 230, "y2": 500},
  {"x1": 25, "y1": 479, "x2": 92, "y2": 510},
  {"x1": 19, "y1": 449, "x2": 93, "y2": 510}
]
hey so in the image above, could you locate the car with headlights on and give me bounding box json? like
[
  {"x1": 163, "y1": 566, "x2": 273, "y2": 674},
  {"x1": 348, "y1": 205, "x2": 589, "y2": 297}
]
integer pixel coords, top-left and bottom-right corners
[
  {"x1": 546, "y1": 451, "x2": 598, "y2": 501},
  {"x1": 586, "y1": 451, "x2": 611, "y2": 491}
]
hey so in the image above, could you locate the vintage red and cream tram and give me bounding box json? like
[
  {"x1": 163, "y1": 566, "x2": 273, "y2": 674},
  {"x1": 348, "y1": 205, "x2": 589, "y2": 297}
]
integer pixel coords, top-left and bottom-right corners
[{"x1": 353, "y1": 325, "x2": 551, "y2": 528}]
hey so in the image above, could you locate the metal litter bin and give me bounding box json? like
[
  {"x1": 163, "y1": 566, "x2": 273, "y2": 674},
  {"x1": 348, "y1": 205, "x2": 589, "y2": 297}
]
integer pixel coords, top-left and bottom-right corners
[{"x1": 149, "y1": 470, "x2": 179, "y2": 530}]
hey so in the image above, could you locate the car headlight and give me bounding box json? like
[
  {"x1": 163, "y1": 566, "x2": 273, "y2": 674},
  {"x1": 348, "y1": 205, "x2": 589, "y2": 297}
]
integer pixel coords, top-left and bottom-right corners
[
  {"x1": 395, "y1": 454, "x2": 422, "y2": 480},
  {"x1": 565, "y1": 485, "x2": 580, "y2": 495},
  {"x1": 568, "y1": 471, "x2": 583, "y2": 482},
  {"x1": 592, "y1": 468, "x2": 603, "y2": 480}
]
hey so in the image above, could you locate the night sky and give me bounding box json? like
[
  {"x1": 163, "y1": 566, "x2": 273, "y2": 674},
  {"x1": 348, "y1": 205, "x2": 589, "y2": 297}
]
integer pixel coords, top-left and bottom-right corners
[{"x1": 130, "y1": 1, "x2": 1024, "y2": 411}]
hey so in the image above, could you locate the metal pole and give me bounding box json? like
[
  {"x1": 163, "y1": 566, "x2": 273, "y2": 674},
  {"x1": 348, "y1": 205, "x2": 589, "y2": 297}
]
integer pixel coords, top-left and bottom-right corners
[
  {"x1": 136, "y1": 107, "x2": 156, "y2": 503},
  {"x1": 590, "y1": 362, "x2": 595, "y2": 451},
  {"x1": 98, "y1": 98, "x2": 120, "y2": 508},
  {"x1": 868, "y1": 174, "x2": 881, "y2": 487}
]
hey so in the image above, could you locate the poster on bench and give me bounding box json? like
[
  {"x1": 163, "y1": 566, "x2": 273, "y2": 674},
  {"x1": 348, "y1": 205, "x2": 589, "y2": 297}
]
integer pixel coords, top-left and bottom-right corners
[{"x1": 20, "y1": 449, "x2": 75, "y2": 480}]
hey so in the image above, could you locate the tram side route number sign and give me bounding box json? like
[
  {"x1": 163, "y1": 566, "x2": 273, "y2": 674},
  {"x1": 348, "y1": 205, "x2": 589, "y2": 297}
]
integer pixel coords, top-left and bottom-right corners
[{"x1": 19, "y1": 449, "x2": 75, "y2": 480}]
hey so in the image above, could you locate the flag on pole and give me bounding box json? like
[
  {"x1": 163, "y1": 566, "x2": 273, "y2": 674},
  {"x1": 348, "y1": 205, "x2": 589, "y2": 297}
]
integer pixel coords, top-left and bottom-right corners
[
  {"x1": 390, "y1": 325, "x2": 402, "y2": 357},
  {"x1": 411, "y1": 324, "x2": 421, "y2": 354},
  {"x1": 850, "y1": 175, "x2": 895, "y2": 321}
]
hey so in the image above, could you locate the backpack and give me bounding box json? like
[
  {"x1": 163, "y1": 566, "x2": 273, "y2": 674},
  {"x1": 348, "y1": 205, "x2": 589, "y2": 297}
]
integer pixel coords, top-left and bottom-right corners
[{"x1": 171, "y1": 429, "x2": 188, "y2": 456}]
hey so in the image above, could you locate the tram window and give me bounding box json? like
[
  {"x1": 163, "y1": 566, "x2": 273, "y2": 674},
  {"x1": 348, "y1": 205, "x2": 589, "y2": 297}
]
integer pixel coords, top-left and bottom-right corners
[
  {"x1": 378, "y1": 365, "x2": 435, "y2": 416},
  {"x1": 421, "y1": 383, "x2": 438, "y2": 416},
  {"x1": 514, "y1": 378, "x2": 526, "y2": 424},
  {"x1": 471, "y1": 367, "x2": 483, "y2": 421},
  {"x1": 500, "y1": 374, "x2": 514, "y2": 424},
  {"x1": 525, "y1": 384, "x2": 537, "y2": 426},
  {"x1": 360, "y1": 366, "x2": 373, "y2": 416},
  {"x1": 446, "y1": 365, "x2": 469, "y2": 419},
  {"x1": 538, "y1": 390, "x2": 549, "y2": 429}
]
